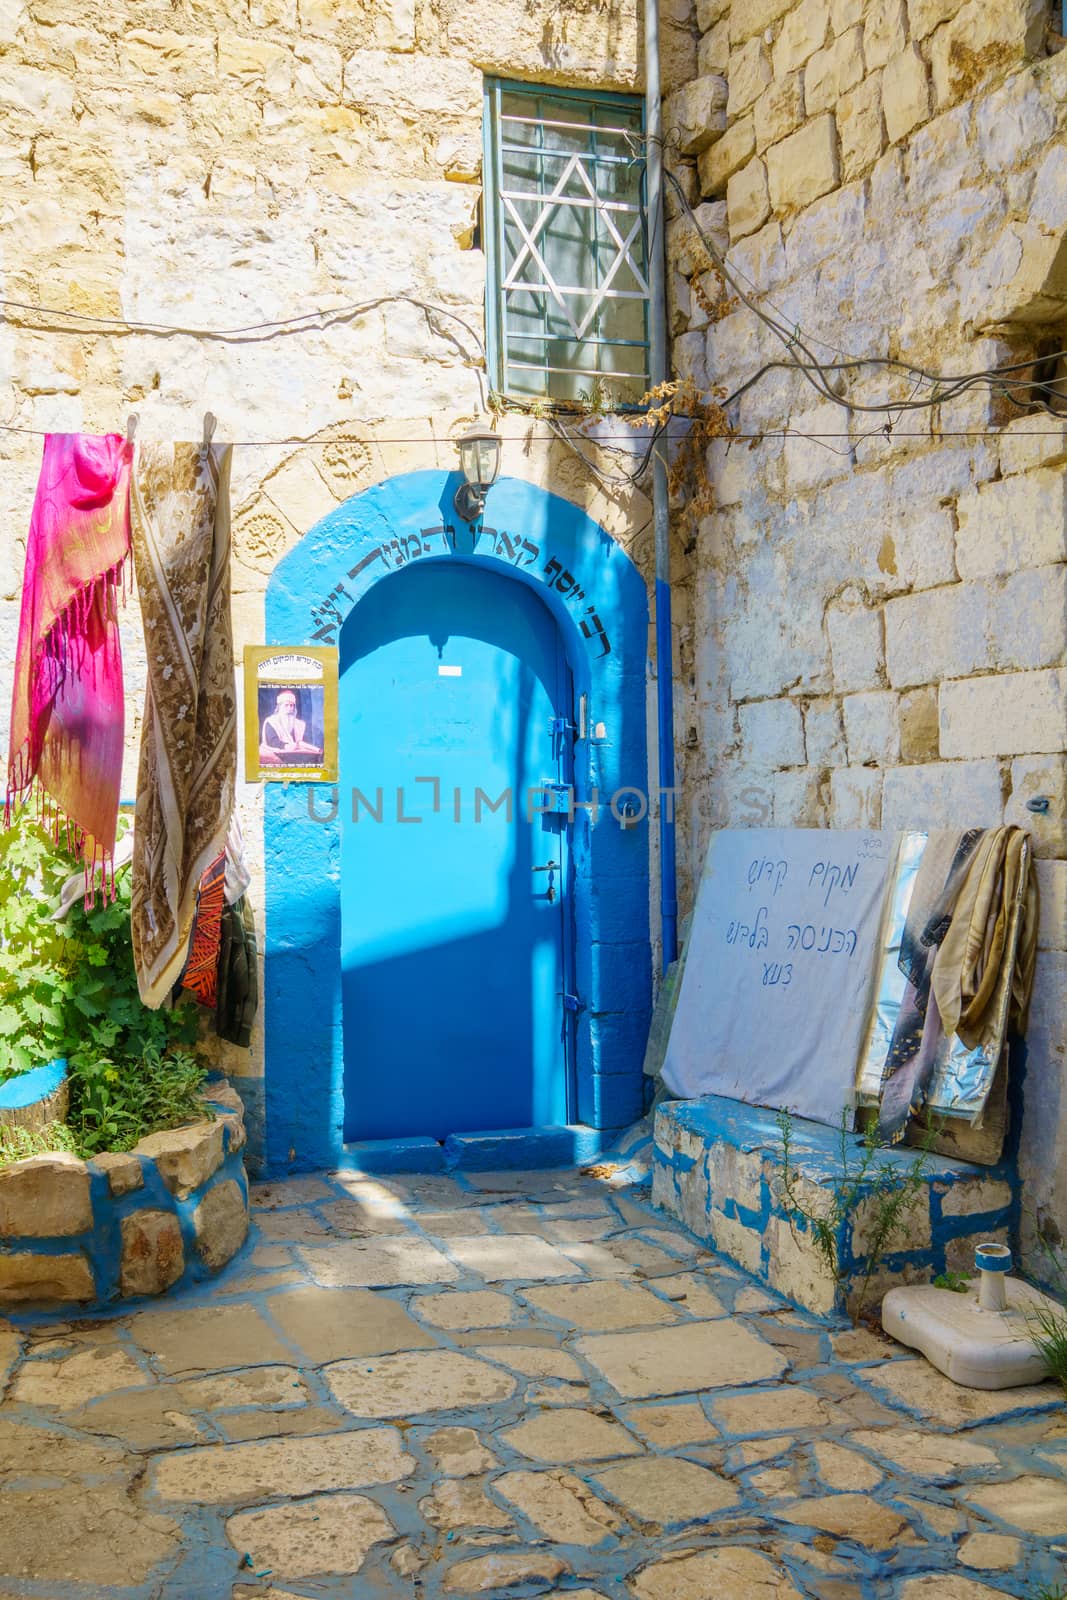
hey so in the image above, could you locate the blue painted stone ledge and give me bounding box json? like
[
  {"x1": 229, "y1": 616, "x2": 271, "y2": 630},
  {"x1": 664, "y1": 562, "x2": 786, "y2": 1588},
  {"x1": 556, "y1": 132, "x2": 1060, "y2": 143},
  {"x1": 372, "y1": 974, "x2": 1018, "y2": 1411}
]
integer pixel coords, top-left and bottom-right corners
[
  {"x1": 0, "y1": 1080, "x2": 250, "y2": 1309},
  {"x1": 652, "y1": 1095, "x2": 1017, "y2": 1317}
]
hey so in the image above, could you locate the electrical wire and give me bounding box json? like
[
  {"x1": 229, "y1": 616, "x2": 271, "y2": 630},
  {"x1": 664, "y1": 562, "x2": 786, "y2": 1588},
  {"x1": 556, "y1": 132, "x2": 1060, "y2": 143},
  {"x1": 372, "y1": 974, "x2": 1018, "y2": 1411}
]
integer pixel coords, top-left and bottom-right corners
[{"x1": 659, "y1": 164, "x2": 1067, "y2": 423}]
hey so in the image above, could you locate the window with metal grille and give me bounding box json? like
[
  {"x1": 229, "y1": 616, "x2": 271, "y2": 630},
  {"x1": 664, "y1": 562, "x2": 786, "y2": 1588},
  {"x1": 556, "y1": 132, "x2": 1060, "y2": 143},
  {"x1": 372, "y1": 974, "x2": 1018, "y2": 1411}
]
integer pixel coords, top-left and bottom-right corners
[{"x1": 483, "y1": 79, "x2": 650, "y2": 406}]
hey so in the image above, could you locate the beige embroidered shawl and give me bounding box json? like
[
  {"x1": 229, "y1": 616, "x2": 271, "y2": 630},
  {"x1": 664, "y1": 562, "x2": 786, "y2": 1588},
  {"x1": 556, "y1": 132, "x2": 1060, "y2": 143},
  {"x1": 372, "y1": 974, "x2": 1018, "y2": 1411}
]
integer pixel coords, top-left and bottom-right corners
[{"x1": 130, "y1": 443, "x2": 236, "y2": 1007}]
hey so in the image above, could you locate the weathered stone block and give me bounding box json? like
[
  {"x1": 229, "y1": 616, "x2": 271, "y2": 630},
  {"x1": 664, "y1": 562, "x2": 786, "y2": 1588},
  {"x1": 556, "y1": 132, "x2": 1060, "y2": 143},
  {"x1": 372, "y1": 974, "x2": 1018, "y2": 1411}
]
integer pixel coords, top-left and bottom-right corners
[
  {"x1": 301, "y1": 0, "x2": 415, "y2": 47},
  {"x1": 773, "y1": 767, "x2": 828, "y2": 825},
  {"x1": 738, "y1": 695, "x2": 805, "y2": 767},
  {"x1": 699, "y1": 19, "x2": 730, "y2": 76},
  {"x1": 843, "y1": 690, "x2": 900, "y2": 765},
  {"x1": 955, "y1": 468, "x2": 1067, "y2": 579},
  {"x1": 727, "y1": 156, "x2": 770, "y2": 242},
  {"x1": 753, "y1": 73, "x2": 804, "y2": 151},
  {"x1": 766, "y1": 113, "x2": 840, "y2": 212},
  {"x1": 697, "y1": 0, "x2": 730, "y2": 29},
  {"x1": 195, "y1": 1178, "x2": 250, "y2": 1271},
  {"x1": 865, "y1": 0, "x2": 907, "y2": 69},
  {"x1": 929, "y1": 0, "x2": 1046, "y2": 108},
  {"x1": 830, "y1": 766, "x2": 883, "y2": 828},
  {"x1": 885, "y1": 567, "x2": 1067, "y2": 688},
  {"x1": 665, "y1": 74, "x2": 728, "y2": 155},
  {"x1": 828, "y1": 598, "x2": 885, "y2": 693},
  {"x1": 832, "y1": 0, "x2": 865, "y2": 28},
  {"x1": 120, "y1": 1210, "x2": 185, "y2": 1297},
  {"x1": 804, "y1": 698, "x2": 846, "y2": 765},
  {"x1": 899, "y1": 686, "x2": 940, "y2": 763},
  {"x1": 669, "y1": 200, "x2": 729, "y2": 275},
  {"x1": 1006, "y1": 754, "x2": 1067, "y2": 859},
  {"x1": 882, "y1": 45, "x2": 930, "y2": 143},
  {"x1": 940, "y1": 1177, "x2": 1013, "y2": 1216},
  {"x1": 0, "y1": 1153, "x2": 92, "y2": 1237},
  {"x1": 774, "y1": 0, "x2": 831, "y2": 74},
  {"x1": 698, "y1": 116, "x2": 755, "y2": 194},
  {"x1": 218, "y1": 36, "x2": 292, "y2": 93},
  {"x1": 940, "y1": 670, "x2": 1066, "y2": 758},
  {"x1": 1036, "y1": 859, "x2": 1067, "y2": 948},
  {"x1": 727, "y1": 0, "x2": 792, "y2": 40},
  {"x1": 93, "y1": 1152, "x2": 144, "y2": 1197},
  {"x1": 881, "y1": 760, "x2": 1004, "y2": 830},
  {"x1": 838, "y1": 71, "x2": 886, "y2": 178},
  {"x1": 341, "y1": 51, "x2": 481, "y2": 118},
  {"x1": 907, "y1": 0, "x2": 965, "y2": 39},
  {"x1": 134, "y1": 1121, "x2": 226, "y2": 1200},
  {"x1": 727, "y1": 37, "x2": 772, "y2": 118},
  {"x1": 998, "y1": 416, "x2": 1067, "y2": 477},
  {"x1": 123, "y1": 29, "x2": 213, "y2": 77},
  {"x1": 805, "y1": 26, "x2": 865, "y2": 117},
  {"x1": 0, "y1": 1251, "x2": 94, "y2": 1304}
]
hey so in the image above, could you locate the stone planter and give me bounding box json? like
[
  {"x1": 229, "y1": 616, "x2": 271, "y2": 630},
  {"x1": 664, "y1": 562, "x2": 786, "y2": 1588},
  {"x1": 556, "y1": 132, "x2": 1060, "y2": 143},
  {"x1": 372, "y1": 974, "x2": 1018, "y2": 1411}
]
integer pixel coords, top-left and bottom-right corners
[
  {"x1": 0, "y1": 1057, "x2": 69, "y2": 1133},
  {"x1": 0, "y1": 1078, "x2": 249, "y2": 1309}
]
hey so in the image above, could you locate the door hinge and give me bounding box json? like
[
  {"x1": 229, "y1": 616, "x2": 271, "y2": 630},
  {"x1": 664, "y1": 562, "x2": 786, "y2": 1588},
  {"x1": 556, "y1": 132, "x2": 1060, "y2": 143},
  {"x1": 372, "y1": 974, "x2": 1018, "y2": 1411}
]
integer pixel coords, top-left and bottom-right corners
[{"x1": 540, "y1": 781, "x2": 573, "y2": 814}]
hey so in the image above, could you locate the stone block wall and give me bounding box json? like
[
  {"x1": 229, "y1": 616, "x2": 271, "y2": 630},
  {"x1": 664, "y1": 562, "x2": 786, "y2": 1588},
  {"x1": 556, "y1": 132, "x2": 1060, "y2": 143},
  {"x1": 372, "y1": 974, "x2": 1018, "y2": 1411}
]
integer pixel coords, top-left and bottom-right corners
[
  {"x1": 0, "y1": 1082, "x2": 248, "y2": 1308},
  {"x1": 653, "y1": 1095, "x2": 1018, "y2": 1316},
  {"x1": 666, "y1": 0, "x2": 1067, "y2": 1269}
]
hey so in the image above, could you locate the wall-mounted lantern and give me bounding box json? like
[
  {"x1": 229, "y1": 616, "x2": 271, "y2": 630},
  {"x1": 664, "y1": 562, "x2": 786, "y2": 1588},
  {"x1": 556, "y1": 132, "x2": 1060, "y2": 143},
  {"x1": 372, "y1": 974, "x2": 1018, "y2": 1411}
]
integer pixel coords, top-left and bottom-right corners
[{"x1": 454, "y1": 423, "x2": 502, "y2": 523}]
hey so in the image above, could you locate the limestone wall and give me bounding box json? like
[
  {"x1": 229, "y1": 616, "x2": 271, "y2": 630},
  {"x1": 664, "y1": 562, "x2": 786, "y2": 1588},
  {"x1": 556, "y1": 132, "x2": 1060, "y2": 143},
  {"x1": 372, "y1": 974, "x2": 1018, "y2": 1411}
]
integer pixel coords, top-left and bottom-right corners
[{"x1": 667, "y1": 0, "x2": 1067, "y2": 1264}]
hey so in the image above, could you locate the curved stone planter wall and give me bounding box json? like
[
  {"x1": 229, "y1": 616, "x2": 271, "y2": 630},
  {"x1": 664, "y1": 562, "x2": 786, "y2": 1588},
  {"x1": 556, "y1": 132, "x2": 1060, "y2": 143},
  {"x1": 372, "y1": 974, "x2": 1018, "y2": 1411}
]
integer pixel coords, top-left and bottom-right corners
[
  {"x1": 0, "y1": 1079, "x2": 248, "y2": 1309},
  {"x1": 0, "y1": 1058, "x2": 69, "y2": 1133}
]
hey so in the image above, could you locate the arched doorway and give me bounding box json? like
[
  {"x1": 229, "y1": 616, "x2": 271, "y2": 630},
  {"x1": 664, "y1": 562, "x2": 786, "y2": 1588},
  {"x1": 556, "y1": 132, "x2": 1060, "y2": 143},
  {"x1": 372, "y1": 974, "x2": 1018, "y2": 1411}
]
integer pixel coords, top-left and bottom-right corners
[
  {"x1": 263, "y1": 469, "x2": 651, "y2": 1173},
  {"x1": 339, "y1": 559, "x2": 575, "y2": 1139}
]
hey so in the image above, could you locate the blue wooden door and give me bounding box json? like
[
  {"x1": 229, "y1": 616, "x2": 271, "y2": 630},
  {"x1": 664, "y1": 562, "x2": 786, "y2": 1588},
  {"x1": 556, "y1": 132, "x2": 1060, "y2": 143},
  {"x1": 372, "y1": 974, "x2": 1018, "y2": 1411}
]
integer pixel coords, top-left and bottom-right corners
[{"x1": 339, "y1": 560, "x2": 573, "y2": 1141}]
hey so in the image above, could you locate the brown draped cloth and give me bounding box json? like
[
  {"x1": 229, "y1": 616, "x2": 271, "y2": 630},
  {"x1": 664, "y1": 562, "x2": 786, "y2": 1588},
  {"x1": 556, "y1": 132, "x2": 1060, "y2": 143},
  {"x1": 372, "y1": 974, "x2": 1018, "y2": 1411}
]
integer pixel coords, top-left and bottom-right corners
[{"x1": 130, "y1": 443, "x2": 236, "y2": 1008}]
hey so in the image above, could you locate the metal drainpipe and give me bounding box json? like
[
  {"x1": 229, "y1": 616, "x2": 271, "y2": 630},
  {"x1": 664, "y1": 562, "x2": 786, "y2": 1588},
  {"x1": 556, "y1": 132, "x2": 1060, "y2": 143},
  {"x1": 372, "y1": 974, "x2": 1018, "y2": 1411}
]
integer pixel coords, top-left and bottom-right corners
[{"x1": 645, "y1": 0, "x2": 679, "y2": 971}]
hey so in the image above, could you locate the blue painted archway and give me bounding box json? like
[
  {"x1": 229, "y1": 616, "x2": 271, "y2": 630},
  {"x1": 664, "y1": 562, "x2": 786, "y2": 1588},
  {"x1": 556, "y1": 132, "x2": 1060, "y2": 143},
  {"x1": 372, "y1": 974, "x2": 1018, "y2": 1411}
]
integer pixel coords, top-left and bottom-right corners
[{"x1": 263, "y1": 469, "x2": 651, "y2": 1173}]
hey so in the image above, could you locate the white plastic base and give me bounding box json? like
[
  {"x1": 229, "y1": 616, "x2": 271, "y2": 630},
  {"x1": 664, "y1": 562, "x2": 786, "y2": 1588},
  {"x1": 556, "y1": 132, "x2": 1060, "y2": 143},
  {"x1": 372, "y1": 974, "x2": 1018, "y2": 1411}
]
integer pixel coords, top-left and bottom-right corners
[{"x1": 882, "y1": 1276, "x2": 1061, "y2": 1390}]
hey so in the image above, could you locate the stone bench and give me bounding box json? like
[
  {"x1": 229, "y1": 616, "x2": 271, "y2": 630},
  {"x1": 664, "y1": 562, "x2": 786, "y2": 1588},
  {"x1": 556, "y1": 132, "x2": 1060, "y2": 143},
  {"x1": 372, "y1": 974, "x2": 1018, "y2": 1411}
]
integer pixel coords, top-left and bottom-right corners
[
  {"x1": 0, "y1": 1079, "x2": 249, "y2": 1309},
  {"x1": 652, "y1": 1095, "x2": 1016, "y2": 1318}
]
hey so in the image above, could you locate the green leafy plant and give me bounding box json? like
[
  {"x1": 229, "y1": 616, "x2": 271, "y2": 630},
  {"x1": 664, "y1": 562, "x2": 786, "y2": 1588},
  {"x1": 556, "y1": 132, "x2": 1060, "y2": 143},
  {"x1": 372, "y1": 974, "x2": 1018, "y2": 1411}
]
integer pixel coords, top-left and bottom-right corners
[
  {"x1": 0, "y1": 813, "x2": 207, "y2": 1162},
  {"x1": 1035, "y1": 1584, "x2": 1067, "y2": 1600},
  {"x1": 775, "y1": 1107, "x2": 938, "y2": 1319},
  {"x1": 1021, "y1": 1216, "x2": 1067, "y2": 1399},
  {"x1": 933, "y1": 1270, "x2": 973, "y2": 1293},
  {"x1": 0, "y1": 1120, "x2": 78, "y2": 1164}
]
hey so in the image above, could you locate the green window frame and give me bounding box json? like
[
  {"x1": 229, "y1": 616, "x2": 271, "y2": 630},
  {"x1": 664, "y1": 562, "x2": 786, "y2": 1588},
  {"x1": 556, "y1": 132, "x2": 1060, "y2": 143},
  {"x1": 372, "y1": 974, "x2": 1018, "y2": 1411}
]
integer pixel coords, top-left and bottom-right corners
[{"x1": 483, "y1": 78, "x2": 650, "y2": 406}]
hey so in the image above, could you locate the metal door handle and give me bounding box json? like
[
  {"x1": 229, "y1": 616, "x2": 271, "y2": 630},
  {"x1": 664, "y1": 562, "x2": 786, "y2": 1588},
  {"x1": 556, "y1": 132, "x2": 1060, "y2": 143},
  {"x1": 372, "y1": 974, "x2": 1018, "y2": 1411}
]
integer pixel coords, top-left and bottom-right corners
[{"x1": 532, "y1": 863, "x2": 557, "y2": 872}]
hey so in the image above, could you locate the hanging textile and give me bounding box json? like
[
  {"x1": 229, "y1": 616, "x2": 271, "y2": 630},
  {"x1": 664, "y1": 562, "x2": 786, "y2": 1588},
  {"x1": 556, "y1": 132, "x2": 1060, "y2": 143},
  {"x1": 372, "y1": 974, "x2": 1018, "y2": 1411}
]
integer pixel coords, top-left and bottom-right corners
[
  {"x1": 6, "y1": 433, "x2": 132, "y2": 889},
  {"x1": 130, "y1": 443, "x2": 236, "y2": 1008},
  {"x1": 180, "y1": 849, "x2": 226, "y2": 1008},
  {"x1": 216, "y1": 894, "x2": 259, "y2": 1048},
  {"x1": 931, "y1": 825, "x2": 1037, "y2": 1051}
]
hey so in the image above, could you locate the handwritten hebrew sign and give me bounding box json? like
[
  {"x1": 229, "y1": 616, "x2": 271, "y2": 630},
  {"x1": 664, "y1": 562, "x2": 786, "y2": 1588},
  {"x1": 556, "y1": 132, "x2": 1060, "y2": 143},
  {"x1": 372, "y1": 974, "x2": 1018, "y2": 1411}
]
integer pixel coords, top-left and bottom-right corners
[{"x1": 662, "y1": 829, "x2": 894, "y2": 1127}]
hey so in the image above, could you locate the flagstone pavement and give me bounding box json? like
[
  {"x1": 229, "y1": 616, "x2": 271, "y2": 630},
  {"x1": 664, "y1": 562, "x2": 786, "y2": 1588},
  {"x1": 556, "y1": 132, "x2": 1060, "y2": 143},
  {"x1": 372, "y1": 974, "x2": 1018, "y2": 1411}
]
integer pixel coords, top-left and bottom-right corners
[{"x1": 0, "y1": 1165, "x2": 1065, "y2": 1599}]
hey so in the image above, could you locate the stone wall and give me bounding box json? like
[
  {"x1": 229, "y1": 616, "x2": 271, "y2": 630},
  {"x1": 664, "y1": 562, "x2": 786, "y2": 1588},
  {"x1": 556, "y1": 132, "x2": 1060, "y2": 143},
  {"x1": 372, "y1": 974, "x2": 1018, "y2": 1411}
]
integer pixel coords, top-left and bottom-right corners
[
  {"x1": 0, "y1": 1082, "x2": 248, "y2": 1308},
  {"x1": 666, "y1": 0, "x2": 1067, "y2": 1267}
]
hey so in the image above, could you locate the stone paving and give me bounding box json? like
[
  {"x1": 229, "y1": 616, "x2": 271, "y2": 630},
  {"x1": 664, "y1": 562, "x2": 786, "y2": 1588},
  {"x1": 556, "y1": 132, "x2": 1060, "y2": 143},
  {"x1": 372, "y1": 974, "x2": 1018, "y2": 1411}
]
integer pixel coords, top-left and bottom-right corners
[{"x1": 0, "y1": 1165, "x2": 1065, "y2": 1599}]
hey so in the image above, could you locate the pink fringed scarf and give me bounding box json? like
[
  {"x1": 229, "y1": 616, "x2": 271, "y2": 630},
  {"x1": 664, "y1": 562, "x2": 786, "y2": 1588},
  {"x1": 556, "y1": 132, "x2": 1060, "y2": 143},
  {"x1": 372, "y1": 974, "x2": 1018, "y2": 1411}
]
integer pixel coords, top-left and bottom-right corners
[{"x1": 6, "y1": 433, "x2": 133, "y2": 892}]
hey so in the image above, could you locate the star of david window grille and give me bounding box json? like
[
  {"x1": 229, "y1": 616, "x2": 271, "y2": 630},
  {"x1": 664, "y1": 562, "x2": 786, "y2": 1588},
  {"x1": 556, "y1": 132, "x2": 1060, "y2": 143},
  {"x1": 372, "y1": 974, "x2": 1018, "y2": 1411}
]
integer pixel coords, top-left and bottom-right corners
[{"x1": 484, "y1": 80, "x2": 650, "y2": 405}]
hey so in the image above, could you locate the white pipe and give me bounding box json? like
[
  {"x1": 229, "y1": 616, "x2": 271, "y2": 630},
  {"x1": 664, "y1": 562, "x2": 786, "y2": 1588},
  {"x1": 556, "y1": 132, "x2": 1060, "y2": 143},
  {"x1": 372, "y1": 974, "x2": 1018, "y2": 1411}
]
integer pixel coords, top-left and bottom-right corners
[{"x1": 975, "y1": 1242, "x2": 1011, "y2": 1312}]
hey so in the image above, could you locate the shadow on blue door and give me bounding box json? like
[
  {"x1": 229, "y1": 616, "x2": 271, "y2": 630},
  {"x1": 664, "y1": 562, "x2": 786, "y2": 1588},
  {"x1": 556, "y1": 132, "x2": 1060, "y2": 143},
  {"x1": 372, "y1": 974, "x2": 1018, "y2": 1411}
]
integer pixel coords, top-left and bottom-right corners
[{"x1": 339, "y1": 559, "x2": 574, "y2": 1141}]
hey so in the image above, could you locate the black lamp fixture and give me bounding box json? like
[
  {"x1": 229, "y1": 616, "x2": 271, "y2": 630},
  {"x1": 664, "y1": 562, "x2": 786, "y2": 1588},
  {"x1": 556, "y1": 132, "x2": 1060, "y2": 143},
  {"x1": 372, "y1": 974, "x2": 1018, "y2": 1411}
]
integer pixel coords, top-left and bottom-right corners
[{"x1": 454, "y1": 422, "x2": 502, "y2": 523}]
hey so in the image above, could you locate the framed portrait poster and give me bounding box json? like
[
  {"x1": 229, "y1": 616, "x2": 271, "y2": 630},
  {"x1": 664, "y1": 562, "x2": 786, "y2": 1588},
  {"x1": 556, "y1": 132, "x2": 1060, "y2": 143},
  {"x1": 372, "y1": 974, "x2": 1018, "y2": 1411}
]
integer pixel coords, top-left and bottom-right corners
[{"x1": 244, "y1": 646, "x2": 338, "y2": 783}]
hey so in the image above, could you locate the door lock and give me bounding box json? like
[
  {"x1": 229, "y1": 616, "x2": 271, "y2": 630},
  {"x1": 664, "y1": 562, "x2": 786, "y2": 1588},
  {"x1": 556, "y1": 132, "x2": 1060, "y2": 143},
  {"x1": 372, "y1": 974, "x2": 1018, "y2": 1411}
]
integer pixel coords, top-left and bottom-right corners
[{"x1": 533, "y1": 862, "x2": 558, "y2": 903}]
